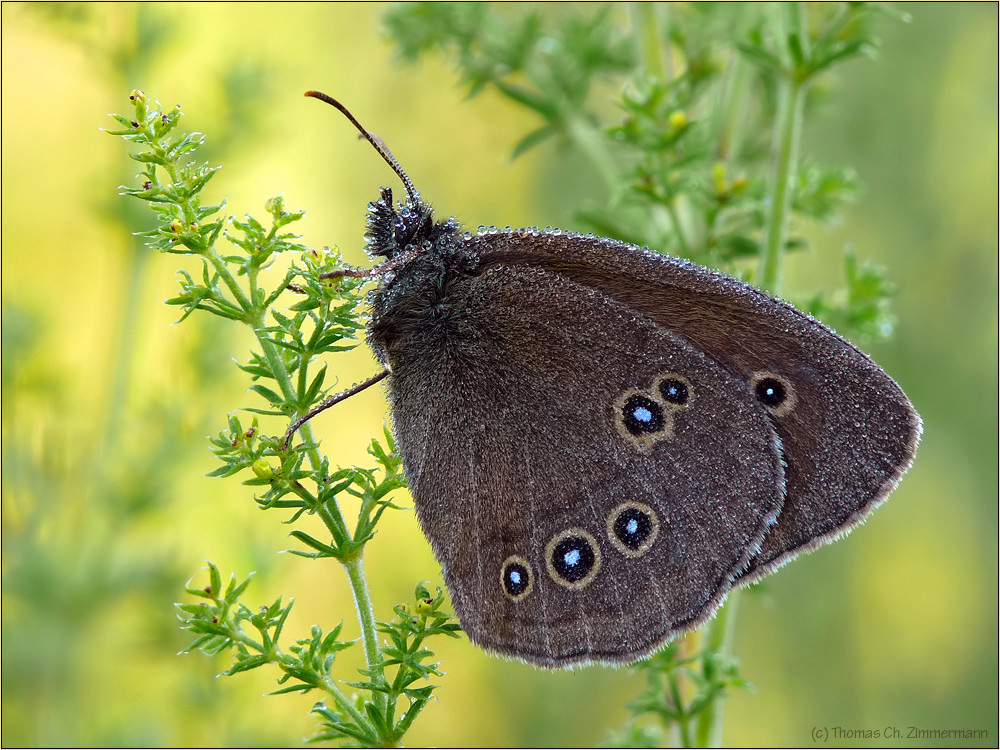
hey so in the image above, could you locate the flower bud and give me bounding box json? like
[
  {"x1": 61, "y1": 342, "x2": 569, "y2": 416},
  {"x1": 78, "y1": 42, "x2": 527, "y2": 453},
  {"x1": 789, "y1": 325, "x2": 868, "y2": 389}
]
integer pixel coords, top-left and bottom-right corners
[{"x1": 252, "y1": 459, "x2": 274, "y2": 479}]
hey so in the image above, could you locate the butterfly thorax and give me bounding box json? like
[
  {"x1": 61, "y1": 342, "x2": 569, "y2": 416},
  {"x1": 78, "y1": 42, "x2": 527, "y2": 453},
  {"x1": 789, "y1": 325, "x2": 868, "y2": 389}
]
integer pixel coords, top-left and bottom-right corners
[{"x1": 365, "y1": 187, "x2": 479, "y2": 370}]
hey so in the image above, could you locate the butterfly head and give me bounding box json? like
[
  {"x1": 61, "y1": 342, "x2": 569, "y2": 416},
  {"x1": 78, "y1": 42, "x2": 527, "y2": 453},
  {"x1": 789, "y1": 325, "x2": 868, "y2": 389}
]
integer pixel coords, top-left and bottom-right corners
[
  {"x1": 364, "y1": 186, "x2": 437, "y2": 260},
  {"x1": 305, "y1": 90, "x2": 462, "y2": 264}
]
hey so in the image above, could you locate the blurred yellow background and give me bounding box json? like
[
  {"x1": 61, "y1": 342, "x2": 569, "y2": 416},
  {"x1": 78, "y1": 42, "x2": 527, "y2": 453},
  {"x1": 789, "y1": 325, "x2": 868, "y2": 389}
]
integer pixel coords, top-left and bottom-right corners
[{"x1": 2, "y1": 3, "x2": 996, "y2": 747}]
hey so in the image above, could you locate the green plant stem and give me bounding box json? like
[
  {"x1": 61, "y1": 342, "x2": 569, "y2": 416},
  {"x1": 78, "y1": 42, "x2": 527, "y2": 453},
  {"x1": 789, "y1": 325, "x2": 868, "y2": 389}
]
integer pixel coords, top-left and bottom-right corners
[
  {"x1": 717, "y1": 55, "x2": 752, "y2": 164},
  {"x1": 668, "y1": 669, "x2": 693, "y2": 747},
  {"x1": 699, "y1": 10, "x2": 807, "y2": 743},
  {"x1": 758, "y1": 37, "x2": 807, "y2": 291},
  {"x1": 230, "y1": 624, "x2": 268, "y2": 656},
  {"x1": 630, "y1": 2, "x2": 665, "y2": 80},
  {"x1": 236, "y1": 285, "x2": 385, "y2": 721},
  {"x1": 694, "y1": 591, "x2": 740, "y2": 747},
  {"x1": 344, "y1": 553, "x2": 387, "y2": 722},
  {"x1": 200, "y1": 246, "x2": 327, "y2": 472},
  {"x1": 240, "y1": 296, "x2": 383, "y2": 714},
  {"x1": 319, "y1": 674, "x2": 376, "y2": 738}
]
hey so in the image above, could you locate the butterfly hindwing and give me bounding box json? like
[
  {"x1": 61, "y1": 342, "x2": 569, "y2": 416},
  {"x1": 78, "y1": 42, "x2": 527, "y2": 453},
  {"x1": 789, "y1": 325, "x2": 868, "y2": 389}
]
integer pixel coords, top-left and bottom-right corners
[{"x1": 376, "y1": 261, "x2": 784, "y2": 665}]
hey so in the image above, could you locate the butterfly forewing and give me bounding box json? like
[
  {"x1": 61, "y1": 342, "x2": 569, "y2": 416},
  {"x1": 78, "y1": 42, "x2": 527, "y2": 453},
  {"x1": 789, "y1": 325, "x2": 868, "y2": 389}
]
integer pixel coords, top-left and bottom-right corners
[{"x1": 472, "y1": 231, "x2": 922, "y2": 584}]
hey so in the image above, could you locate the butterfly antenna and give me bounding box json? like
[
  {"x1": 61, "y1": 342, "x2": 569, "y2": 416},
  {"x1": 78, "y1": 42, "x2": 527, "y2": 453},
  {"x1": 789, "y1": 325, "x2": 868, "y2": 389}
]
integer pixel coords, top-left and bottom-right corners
[
  {"x1": 305, "y1": 90, "x2": 421, "y2": 206},
  {"x1": 281, "y1": 368, "x2": 390, "y2": 451}
]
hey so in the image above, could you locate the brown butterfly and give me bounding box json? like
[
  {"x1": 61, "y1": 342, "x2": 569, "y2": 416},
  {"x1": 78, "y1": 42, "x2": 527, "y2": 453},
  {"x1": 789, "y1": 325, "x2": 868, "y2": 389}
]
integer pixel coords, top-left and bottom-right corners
[{"x1": 292, "y1": 91, "x2": 921, "y2": 667}]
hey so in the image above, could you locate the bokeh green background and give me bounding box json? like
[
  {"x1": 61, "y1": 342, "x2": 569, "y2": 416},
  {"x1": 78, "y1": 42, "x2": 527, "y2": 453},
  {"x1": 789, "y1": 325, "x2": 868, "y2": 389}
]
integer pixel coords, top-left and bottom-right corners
[{"x1": 2, "y1": 3, "x2": 996, "y2": 747}]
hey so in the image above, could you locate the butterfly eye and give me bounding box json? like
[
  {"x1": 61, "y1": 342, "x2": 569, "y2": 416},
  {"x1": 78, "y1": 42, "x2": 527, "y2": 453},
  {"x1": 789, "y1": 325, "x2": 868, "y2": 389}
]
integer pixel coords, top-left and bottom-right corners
[
  {"x1": 545, "y1": 529, "x2": 601, "y2": 589},
  {"x1": 621, "y1": 395, "x2": 665, "y2": 435},
  {"x1": 658, "y1": 376, "x2": 692, "y2": 407},
  {"x1": 393, "y1": 210, "x2": 426, "y2": 250},
  {"x1": 607, "y1": 501, "x2": 660, "y2": 557},
  {"x1": 500, "y1": 556, "x2": 533, "y2": 602},
  {"x1": 750, "y1": 371, "x2": 797, "y2": 416}
]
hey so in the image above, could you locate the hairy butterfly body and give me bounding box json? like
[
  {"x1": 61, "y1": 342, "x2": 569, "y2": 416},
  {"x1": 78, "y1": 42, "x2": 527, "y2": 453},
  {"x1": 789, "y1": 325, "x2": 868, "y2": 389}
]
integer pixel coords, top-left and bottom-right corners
[{"x1": 306, "y1": 92, "x2": 921, "y2": 667}]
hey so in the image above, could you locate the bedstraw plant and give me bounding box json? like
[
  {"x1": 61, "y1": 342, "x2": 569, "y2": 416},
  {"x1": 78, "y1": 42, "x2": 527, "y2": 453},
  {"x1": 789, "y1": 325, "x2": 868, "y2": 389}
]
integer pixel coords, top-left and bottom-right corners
[{"x1": 108, "y1": 3, "x2": 902, "y2": 746}]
